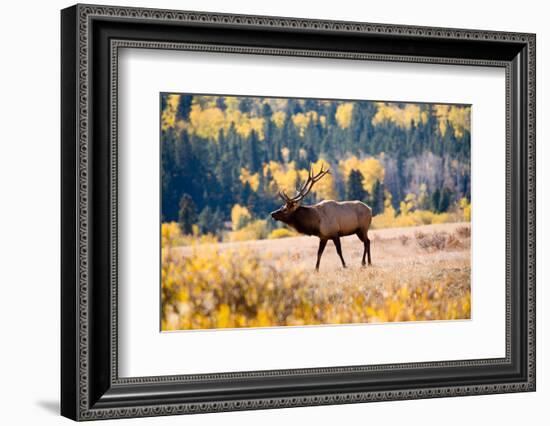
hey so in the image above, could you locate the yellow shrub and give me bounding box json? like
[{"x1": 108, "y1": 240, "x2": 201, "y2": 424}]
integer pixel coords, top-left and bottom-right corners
[
  {"x1": 161, "y1": 222, "x2": 183, "y2": 248},
  {"x1": 226, "y1": 220, "x2": 268, "y2": 242},
  {"x1": 162, "y1": 245, "x2": 312, "y2": 330},
  {"x1": 182, "y1": 233, "x2": 219, "y2": 246},
  {"x1": 161, "y1": 240, "x2": 471, "y2": 330},
  {"x1": 268, "y1": 228, "x2": 298, "y2": 239},
  {"x1": 371, "y1": 210, "x2": 395, "y2": 229},
  {"x1": 371, "y1": 194, "x2": 396, "y2": 229},
  {"x1": 372, "y1": 209, "x2": 458, "y2": 230},
  {"x1": 231, "y1": 204, "x2": 252, "y2": 231},
  {"x1": 459, "y1": 197, "x2": 471, "y2": 221},
  {"x1": 162, "y1": 222, "x2": 219, "y2": 247},
  {"x1": 431, "y1": 212, "x2": 451, "y2": 224}
]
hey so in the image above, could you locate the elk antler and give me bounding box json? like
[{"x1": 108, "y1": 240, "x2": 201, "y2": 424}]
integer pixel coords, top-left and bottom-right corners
[
  {"x1": 278, "y1": 163, "x2": 330, "y2": 204},
  {"x1": 278, "y1": 189, "x2": 291, "y2": 203}
]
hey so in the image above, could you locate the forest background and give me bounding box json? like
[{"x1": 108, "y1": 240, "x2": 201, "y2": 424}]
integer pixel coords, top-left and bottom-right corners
[{"x1": 160, "y1": 94, "x2": 471, "y2": 242}]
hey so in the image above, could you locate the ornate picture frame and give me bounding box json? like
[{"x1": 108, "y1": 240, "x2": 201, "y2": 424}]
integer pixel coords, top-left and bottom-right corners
[{"x1": 61, "y1": 4, "x2": 535, "y2": 421}]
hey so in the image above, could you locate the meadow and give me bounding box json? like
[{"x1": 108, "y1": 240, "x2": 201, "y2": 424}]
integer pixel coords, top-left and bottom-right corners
[{"x1": 161, "y1": 222, "x2": 471, "y2": 330}]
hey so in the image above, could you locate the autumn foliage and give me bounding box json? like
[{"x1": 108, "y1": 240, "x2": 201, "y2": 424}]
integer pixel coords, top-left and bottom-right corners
[
  {"x1": 162, "y1": 94, "x2": 472, "y2": 236},
  {"x1": 162, "y1": 223, "x2": 471, "y2": 330}
]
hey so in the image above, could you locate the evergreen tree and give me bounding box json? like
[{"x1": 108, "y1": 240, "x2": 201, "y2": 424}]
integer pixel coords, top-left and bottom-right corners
[
  {"x1": 216, "y1": 97, "x2": 226, "y2": 111},
  {"x1": 249, "y1": 130, "x2": 261, "y2": 173},
  {"x1": 325, "y1": 102, "x2": 337, "y2": 126},
  {"x1": 431, "y1": 188, "x2": 441, "y2": 213},
  {"x1": 370, "y1": 180, "x2": 384, "y2": 215},
  {"x1": 439, "y1": 187, "x2": 452, "y2": 213},
  {"x1": 286, "y1": 99, "x2": 303, "y2": 115},
  {"x1": 178, "y1": 194, "x2": 198, "y2": 234},
  {"x1": 303, "y1": 98, "x2": 317, "y2": 111},
  {"x1": 176, "y1": 95, "x2": 192, "y2": 120},
  {"x1": 261, "y1": 102, "x2": 273, "y2": 118},
  {"x1": 161, "y1": 129, "x2": 178, "y2": 221},
  {"x1": 239, "y1": 182, "x2": 253, "y2": 207},
  {"x1": 349, "y1": 103, "x2": 364, "y2": 147},
  {"x1": 346, "y1": 170, "x2": 367, "y2": 202},
  {"x1": 247, "y1": 191, "x2": 261, "y2": 217},
  {"x1": 198, "y1": 206, "x2": 224, "y2": 236},
  {"x1": 430, "y1": 187, "x2": 452, "y2": 213},
  {"x1": 239, "y1": 98, "x2": 253, "y2": 113}
]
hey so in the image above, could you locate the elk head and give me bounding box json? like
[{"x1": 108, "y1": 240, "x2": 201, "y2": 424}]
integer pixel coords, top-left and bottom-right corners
[{"x1": 270, "y1": 164, "x2": 330, "y2": 223}]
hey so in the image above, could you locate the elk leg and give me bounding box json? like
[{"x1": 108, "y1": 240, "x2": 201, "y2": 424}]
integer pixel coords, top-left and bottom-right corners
[
  {"x1": 333, "y1": 237, "x2": 347, "y2": 268},
  {"x1": 366, "y1": 236, "x2": 372, "y2": 265},
  {"x1": 357, "y1": 232, "x2": 367, "y2": 266},
  {"x1": 316, "y1": 239, "x2": 328, "y2": 271}
]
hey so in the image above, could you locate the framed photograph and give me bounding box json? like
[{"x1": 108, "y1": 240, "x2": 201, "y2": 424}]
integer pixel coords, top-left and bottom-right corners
[{"x1": 61, "y1": 4, "x2": 536, "y2": 421}]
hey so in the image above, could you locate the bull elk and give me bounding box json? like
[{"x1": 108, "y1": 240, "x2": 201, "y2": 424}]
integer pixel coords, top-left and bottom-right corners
[{"x1": 270, "y1": 164, "x2": 372, "y2": 270}]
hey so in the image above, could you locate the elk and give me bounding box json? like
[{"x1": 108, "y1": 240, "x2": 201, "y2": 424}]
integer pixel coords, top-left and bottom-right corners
[{"x1": 270, "y1": 164, "x2": 372, "y2": 270}]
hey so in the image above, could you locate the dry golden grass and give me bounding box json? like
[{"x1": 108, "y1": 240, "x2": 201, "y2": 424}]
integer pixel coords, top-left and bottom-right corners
[{"x1": 162, "y1": 222, "x2": 471, "y2": 330}]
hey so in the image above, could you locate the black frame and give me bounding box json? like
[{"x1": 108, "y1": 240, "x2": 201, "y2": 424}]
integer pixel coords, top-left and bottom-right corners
[{"x1": 61, "y1": 4, "x2": 536, "y2": 421}]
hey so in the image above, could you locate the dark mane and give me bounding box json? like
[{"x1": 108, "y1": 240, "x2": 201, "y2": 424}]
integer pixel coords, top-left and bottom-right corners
[{"x1": 287, "y1": 206, "x2": 321, "y2": 237}]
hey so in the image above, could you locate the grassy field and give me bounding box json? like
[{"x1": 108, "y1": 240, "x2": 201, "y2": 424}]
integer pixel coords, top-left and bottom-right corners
[{"x1": 162, "y1": 222, "x2": 471, "y2": 330}]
